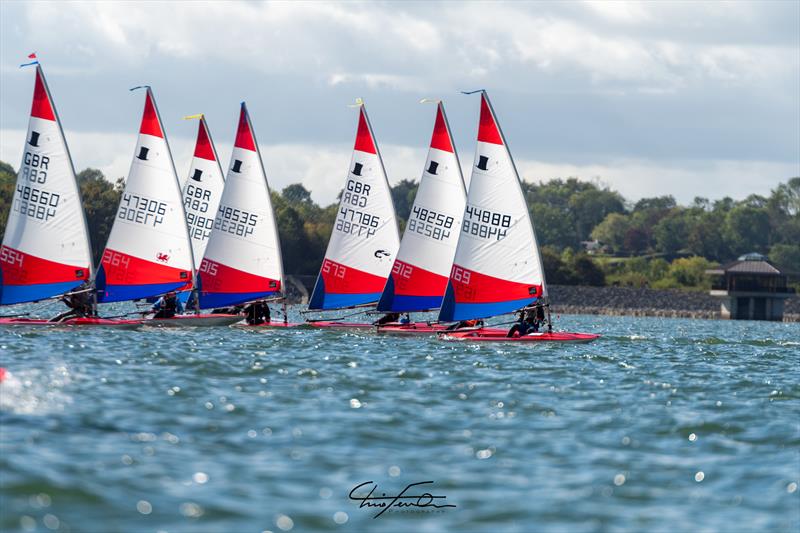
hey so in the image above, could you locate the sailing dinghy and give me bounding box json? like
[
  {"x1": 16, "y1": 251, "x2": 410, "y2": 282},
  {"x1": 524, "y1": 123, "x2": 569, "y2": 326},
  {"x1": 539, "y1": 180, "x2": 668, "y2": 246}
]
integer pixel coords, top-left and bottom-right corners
[
  {"x1": 95, "y1": 87, "x2": 238, "y2": 327},
  {"x1": 181, "y1": 115, "x2": 226, "y2": 292},
  {"x1": 375, "y1": 101, "x2": 467, "y2": 335},
  {"x1": 0, "y1": 63, "x2": 141, "y2": 327},
  {"x1": 305, "y1": 101, "x2": 400, "y2": 329},
  {"x1": 196, "y1": 103, "x2": 295, "y2": 327},
  {"x1": 437, "y1": 91, "x2": 599, "y2": 343}
]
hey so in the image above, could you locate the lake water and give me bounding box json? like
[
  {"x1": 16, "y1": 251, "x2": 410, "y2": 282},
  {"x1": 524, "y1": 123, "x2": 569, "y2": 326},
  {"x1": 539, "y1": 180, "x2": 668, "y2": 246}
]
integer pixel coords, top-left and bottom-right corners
[{"x1": 1, "y1": 306, "x2": 798, "y2": 532}]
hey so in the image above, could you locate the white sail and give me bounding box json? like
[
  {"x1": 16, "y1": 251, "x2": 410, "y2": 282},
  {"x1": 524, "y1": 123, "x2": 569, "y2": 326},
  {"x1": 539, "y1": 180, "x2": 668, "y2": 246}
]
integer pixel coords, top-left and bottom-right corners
[
  {"x1": 197, "y1": 103, "x2": 284, "y2": 309},
  {"x1": 181, "y1": 115, "x2": 225, "y2": 268},
  {"x1": 1, "y1": 65, "x2": 92, "y2": 305},
  {"x1": 377, "y1": 102, "x2": 466, "y2": 312},
  {"x1": 439, "y1": 91, "x2": 546, "y2": 321},
  {"x1": 308, "y1": 103, "x2": 400, "y2": 310},
  {"x1": 96, "y1": 87, "x2": 194, "y2": 302}
]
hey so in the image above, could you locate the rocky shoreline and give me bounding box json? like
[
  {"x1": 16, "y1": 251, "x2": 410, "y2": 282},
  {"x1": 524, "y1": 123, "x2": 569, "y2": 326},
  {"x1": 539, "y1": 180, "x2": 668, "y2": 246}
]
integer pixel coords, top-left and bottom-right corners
[
  {"x1": 547, "y1": 285, "x2": 800, "y2": 322},
  {"x1": 283, "y1": 276, "x2": 800, "y2": 322}
]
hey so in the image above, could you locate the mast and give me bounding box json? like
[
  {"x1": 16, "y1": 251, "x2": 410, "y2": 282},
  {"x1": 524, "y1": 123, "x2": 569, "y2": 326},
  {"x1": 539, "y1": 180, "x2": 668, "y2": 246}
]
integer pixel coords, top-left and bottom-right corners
[
  {"x1": 147, "y1": 86, "x2": 197, "y2": 297},
  {"x1": 39, "y1": 65, "x2": 94, "y2": 282},
  {"x1": 247, "y1": 103, "x2": 285, "y2": 301}
]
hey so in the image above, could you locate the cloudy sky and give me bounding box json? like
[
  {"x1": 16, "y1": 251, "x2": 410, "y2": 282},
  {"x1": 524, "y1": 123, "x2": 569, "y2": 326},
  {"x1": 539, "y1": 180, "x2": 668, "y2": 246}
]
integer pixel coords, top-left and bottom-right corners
[{"x1": 1, "y1": 1, "x2": 798, "y2": 205}]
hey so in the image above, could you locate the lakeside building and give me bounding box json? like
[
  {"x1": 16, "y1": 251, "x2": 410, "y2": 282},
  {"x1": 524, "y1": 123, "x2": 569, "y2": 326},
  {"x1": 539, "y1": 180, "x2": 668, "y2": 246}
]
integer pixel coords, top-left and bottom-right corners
[{"x1": 706, "y1": 253, "x2": 795, "y2": 321}]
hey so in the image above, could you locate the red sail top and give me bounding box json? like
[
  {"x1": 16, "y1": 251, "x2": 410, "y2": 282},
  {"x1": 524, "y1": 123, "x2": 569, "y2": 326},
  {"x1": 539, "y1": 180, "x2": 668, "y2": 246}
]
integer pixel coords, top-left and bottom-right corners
[
  {"x1": 139, "y1": 90, "x2": 163, "y2": 138},
  {"x1": 354, "y1": 107, "x2": 376, "y2": 154},
  {"x1": 234, "y1": 104, "x2": 256, "y2": 151},
  {"x1": 30, "y1": 68, "x2": 55, "y2": 121},
  {"x1": 477, "y1": 93, "x2": 503, "y2": 145},
  {"x1": 429, "y1": 104, "x2": 454, "y2": 153},
  {"x1": 193, "y1": 119, "x2": 215, "y2": 160}
]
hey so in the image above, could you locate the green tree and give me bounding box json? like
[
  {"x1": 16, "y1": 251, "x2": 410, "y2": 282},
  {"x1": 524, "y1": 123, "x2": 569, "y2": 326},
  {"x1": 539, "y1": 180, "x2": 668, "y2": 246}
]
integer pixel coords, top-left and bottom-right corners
[
  {"x1": 653, "y1": 209, "x2": 691, "y2": 255},
  {"x1": 390, "y1": 179, "x2": 418, "y2": 231},
  {"x1": 0, "y1": 162, "x2": 15, "y2": 241},
  {"x1": 723, "y1": 205, "x2": 771, "y2": 256},
  {"x1": 664, "y1": 257, "x2": 715, "y2": 289},
  {"x1": 531, "y1": 202, "x2": 577, "y2": 249},
  {"x1": 540, "y1": 246, "x2": 578, "y2": 285},
  {"x1": 77, "y1": 169, "x2": 123, "y2": 265},
  {"x1": 769, "y1": 244, "x2": 800, "y2": 273},
  {"x1": 568, "y1": 188, "x2": 625, "y2": 243},
  {"x1": 687, "y1": 211, "x2": 729, "y2": 261},
  {"x1": 591, "y1": 213, "x2": 630, "y2": 253},
  {"x1": 570, "y1": 253, "x2": 605, "y2": 286},
  {"x1": 282, "y1": 183, "x2": 313, "y2": 206}
]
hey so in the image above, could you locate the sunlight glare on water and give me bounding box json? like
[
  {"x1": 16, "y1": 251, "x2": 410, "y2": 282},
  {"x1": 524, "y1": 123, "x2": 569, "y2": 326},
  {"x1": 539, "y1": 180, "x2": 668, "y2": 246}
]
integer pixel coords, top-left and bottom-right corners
[{"x1": 0, "y1": 306, "x2": 798, "y2": 532}]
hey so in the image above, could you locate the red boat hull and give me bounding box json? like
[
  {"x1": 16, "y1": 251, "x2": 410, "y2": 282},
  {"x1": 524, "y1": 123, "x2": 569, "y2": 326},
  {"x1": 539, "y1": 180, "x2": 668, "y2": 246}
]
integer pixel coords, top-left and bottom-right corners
[
  {"x1": 377, "y1": 323, "x2": 451, "y2": 335},
  {"x1": 440, "y1": 327, "x2": 600, "y2": 343},
  {"x1": 305, "y1": 321, "x2": 374, "y2": 329},
  {"x1": 236, "y1": 321, "x2": 303, "y2": 328},
  {"x1": 0, "y1": 317, "x2": 143, "y2": 328}
]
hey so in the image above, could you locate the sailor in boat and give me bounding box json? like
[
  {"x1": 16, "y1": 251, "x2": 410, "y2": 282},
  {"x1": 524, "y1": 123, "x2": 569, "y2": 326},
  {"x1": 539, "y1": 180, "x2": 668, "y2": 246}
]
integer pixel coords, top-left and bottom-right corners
[
  {"x1": 506, "y1": 305, "x2": 548, "y2": 337},
  {"x1": 243, "y1": 301, "x2": 270, "y2": 325},
  {"x1": 49, "y1": 283, "x2": 95, "y2": 322},
  {"x1": 399, "y1": 313, "x2": 411, "y2": 325},
  {"x1": 373, "y1": 312, "x2": 400, "y2": 326},
  {"x1": 445, "y1": 318, "x2": 484, "y2": 331},
  {"x1": 151, "y1": 292, "x2": 184, "y2": 319}
]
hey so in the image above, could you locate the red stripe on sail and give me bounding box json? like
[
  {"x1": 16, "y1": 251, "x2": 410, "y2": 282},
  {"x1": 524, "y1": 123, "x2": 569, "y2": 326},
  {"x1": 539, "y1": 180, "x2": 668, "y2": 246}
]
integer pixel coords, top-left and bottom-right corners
[
  {"x1": 430, "y1": 105, "x2": 453, "y2": 153},
  {"x1": 449, "y1": 264, "x2": 541, "y2": 304},
  {"x1": 354, "y1": 108, "x2": 376, "y2": 154},
  {"x1": 320, "y1": 258, "x2": 385, "y2": 294},
  {"x1": 0, "y1": 246, "x2": 88, "y2": 285},
  {"x1": 390, "y1": 261, "x2": 448, "y2": 297},
  {"x1": 101, "y1": 249, "x2": 190, "y2": 286},
  {"x1": 199, "y1": 259, "x2": 280, "y2": 294},
  {"x1": 477, "y1": 94, "x2": 502, "y2": 145},
  {"x1": 194, "y1": 119, "x2": 215, "y2": 160},
  {"x1": 31, "y1": 69, "x2": 55, "y2": 121},
  {"x1": 140, "y1": 91, "x2": 164, "y2": 138},
  {"x1": 234, "y1": 104, "x2": 256, "y2": 151}
]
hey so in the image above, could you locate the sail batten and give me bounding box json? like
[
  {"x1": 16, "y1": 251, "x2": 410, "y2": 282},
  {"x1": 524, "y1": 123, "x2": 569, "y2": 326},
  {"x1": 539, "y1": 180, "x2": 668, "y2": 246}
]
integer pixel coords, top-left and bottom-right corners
[
  {"x1": 197, "y1": 103, "x2": 284, "y2": 309},
  {"x1": 308, "y1": 104, "x2": 400, "y2": 310},
  {"x1": 438, "y1": 92, "x2": 545, "y2": 322},
  {"x1": 1, "y1": 65, "x2": 93, "y2": 305},
  {"x1": 377, "y1": 103, "x2": 466, "y2": 312}
]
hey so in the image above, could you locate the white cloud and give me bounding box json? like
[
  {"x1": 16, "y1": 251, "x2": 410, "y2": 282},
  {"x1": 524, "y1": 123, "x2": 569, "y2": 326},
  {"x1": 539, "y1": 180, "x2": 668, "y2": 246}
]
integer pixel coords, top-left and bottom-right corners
[{"x1": 1, "y1": 0, "x2": 797, "y2": 206}]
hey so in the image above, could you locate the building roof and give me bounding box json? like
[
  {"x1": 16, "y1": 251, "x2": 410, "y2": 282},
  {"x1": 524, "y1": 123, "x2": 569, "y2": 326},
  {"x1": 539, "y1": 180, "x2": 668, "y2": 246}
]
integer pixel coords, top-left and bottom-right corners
[{"x1": 706, "y1": 256, "x2": 783, "y2": 276}]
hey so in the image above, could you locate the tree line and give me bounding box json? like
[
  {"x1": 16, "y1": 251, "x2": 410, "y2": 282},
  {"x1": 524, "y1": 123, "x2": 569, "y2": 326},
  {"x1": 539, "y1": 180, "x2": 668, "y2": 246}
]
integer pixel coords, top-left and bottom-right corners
[{"x1": 1, "y1": 160, "x2": 797, "y2": 289}]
